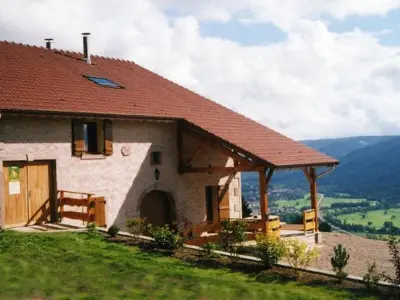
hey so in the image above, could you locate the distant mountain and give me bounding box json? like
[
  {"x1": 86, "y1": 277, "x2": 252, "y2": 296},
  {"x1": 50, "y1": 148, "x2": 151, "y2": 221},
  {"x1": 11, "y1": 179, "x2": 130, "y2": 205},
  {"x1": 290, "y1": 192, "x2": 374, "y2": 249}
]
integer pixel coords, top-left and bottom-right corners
[{"x1": 242, "y1": 136, "x2": 400, "y2": 202}]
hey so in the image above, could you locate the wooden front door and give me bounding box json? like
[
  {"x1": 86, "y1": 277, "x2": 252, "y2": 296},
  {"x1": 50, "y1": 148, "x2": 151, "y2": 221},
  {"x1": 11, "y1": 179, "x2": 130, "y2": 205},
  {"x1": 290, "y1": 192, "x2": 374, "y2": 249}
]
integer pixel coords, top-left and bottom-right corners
[
  {"x1": 140, "y1": 191, "x2": 174, "y2": 227},
  {"x1": 3, "y1": 161, "x2": 53, "y2": 227}
]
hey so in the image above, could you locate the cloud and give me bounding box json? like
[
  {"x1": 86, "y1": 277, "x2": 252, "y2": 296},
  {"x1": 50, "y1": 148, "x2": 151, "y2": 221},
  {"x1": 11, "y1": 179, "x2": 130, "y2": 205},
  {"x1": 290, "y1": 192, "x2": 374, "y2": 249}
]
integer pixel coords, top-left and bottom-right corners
[{"x1": 1, "y1": 0, "x2": 400, "y2": 140}]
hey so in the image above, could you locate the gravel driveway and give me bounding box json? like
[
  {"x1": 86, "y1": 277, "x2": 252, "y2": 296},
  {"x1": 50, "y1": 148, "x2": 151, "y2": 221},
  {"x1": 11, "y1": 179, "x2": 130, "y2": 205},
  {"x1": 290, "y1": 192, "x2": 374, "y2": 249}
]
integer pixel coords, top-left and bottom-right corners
[{"x1": 310, "y1": 233, "x2": 394, "y2": 278}]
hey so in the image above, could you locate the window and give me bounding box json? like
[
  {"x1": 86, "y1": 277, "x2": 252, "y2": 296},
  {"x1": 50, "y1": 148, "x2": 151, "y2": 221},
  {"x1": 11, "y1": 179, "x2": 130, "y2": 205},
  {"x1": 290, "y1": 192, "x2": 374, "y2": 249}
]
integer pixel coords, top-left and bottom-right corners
[
  {"x1": 72, "y1": 119, "x2": 113, "y2": 156},
  {"x1": 150, "y1": 151, "x2": 162, "y2": 165},
  {"x1": 83, "y1": 75, "x2": 122, "y2": 88},
  {"x1": 205, "y1": 186, "x2": 215, "y2": 222}
]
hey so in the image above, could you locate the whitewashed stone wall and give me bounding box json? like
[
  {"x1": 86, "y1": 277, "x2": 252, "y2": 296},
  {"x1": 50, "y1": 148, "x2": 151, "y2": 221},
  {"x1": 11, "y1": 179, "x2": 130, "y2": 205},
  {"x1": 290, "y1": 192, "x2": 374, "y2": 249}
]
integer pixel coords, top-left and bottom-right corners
[{"x1": 0, "y1": 115, "x2": 241, "y2": 229}]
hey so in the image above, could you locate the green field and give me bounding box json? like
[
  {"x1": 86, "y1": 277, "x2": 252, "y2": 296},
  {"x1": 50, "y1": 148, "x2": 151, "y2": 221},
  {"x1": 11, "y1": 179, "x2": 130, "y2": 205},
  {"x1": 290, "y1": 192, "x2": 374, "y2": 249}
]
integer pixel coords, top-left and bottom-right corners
[
  {"x1": 274, "y1": 196, "x2": 366, "y2": 209},
  {"x1": 337, "y1": 208, "x2": 400, "y2": 228},
  {"x1": 0, "y1": 231, "x2": 377, "y2": 299}
]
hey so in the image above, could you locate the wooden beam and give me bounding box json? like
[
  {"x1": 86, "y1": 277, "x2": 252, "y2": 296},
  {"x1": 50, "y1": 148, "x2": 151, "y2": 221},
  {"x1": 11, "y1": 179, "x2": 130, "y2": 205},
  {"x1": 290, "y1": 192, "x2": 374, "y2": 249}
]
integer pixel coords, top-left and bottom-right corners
[
  {"x1": 181, "y1": 165, "x2": 266, "y2": 174},
  {"x1": 184, "y1": 145, "x2": 204, "y2": 167},
  {"x1": 316, "y1": 166, "x2": 335, "y2": 179},
  {"x1": 259, "y1": 169, "x2": 267, "y2": 233},
  {"x1": 177, "y1": 121, "x2": 183, "y2": 173},
  {"x1": 266, "y1": 168, "x2": 275, "y2": 186},
  {"x1": 309, "y1": 167, "x2": 319, "y2": 232},
  {"x1": 181, "y1": 124, "x2": 263, "y2": 166},
  {"x1": 302, "y1": 167, "x2": 312, "y2": 182}
]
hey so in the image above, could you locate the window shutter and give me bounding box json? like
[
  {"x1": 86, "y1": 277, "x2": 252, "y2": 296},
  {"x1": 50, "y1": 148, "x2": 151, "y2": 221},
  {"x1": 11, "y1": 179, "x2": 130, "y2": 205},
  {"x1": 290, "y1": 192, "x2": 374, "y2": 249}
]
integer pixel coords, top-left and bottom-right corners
[
  {"x1": 72, "y1": 120, "x2": 85, "y2": 156},
  {"x1": 218, "y1": 186, "x2": 230, "y2": 220},
  {"x1": 103, "y1": 120, "x2": 113, "y2": 156}
]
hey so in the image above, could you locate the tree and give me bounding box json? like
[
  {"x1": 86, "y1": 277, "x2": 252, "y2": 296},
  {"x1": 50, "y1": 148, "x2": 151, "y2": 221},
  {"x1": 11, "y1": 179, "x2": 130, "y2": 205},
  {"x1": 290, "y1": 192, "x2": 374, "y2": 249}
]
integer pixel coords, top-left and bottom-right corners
[
  {"x1": 331, "y1": 244, "x2": 350, "y2": 282},
  {"x1": 241, "y1": 197, "x2": 252, "y2": 218}
]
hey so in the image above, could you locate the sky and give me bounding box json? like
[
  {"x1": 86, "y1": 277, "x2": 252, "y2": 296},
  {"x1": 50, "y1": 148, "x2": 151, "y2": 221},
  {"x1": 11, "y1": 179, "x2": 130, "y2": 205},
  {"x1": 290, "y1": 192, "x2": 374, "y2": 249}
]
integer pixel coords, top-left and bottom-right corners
[{"x1": 1, "y1": 0, "x2": 400, "y2": 140}]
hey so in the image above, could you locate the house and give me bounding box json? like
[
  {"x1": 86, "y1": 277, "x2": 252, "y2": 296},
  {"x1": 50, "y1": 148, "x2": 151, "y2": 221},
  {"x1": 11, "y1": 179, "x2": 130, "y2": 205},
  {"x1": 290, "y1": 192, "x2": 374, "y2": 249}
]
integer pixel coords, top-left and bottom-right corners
[{"x1": 0, "y1": 35, "x2": 338, "y2": 238}]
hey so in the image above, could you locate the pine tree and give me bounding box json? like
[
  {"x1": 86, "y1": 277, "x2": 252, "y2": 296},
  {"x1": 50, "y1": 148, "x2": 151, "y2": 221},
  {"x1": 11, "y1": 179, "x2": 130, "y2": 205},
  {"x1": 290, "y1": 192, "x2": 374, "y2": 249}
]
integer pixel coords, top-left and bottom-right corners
[
  {"x1": 242, "y1": 197, "x2": 252, "y2": 218},
  {"x1": 331, "y1": 244, "x2": 350, "y2": 282}
]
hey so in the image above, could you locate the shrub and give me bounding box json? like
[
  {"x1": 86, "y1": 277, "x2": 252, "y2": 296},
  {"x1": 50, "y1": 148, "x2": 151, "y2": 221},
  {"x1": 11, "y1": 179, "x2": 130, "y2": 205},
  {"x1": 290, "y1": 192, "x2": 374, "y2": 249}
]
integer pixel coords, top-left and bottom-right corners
[
  {"x1": 363, "y1": 262, "x2": 382, "y2": 289},
  {"x1": 284, "y1": 238, "x2": 319, "y2": 278},
  {"x1": 86, "y1": 222, "x2": 96, "y2": 233},
  {"x1": 126, "y1": 218, "x2": 147, "y2": 241},
  {"x1": 331, "y1": 244, "x2": 350, "y2": 282},
  {"x1": 201, "y1": 242, "x2": 219, "y2": 260},
  {"x1": 381, "y1": 234, "x2": 400, "y2": 295},
  {"x1": 220, "y1": 219, "x2": 247, "y2": 258},
  {"x1": 107, "y1": 225, "x2": 120, "y2": 238},
  {"x1": 149, "y1": 225, "x2": 185, "y2": 250},
  {"x1": 319, "y1": 221, "x2": 332, "y2": 232},
  {"x1": 255, "y1": 234, "x2": 286, "y2": 269}
]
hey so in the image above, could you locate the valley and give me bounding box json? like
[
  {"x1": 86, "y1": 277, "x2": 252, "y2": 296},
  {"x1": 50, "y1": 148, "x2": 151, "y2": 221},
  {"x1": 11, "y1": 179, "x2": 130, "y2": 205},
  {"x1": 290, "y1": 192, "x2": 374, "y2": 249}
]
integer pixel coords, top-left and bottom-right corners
[{"x1": 241, "y1": 135, "x2": 400, "y2": 238}]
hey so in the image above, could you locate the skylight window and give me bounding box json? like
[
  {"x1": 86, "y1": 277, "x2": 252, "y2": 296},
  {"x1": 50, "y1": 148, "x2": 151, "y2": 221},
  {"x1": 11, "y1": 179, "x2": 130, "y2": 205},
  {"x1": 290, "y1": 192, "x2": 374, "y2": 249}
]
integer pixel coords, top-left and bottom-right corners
[{"x1": 84, "y1": 75, "x2": 122, "y2": 88}]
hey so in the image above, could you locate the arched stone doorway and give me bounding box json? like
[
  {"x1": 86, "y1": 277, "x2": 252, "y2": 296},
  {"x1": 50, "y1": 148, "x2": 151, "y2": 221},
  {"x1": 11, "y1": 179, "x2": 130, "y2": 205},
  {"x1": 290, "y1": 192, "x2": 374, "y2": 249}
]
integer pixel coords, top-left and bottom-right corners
[{"x1": 140, "y1": 190, "x2": 176, "y2": 227}]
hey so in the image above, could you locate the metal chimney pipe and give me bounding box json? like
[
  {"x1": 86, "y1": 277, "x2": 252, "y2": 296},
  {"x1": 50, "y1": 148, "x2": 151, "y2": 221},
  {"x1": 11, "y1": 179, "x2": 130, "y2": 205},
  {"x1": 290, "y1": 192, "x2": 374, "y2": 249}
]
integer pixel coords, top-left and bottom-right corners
[
  {"x1": 82, "y1": 32, "x2": 91, "y2": 64},
  {"x1": 45, "y1": 38, "x2": 54, "y2": 50}
]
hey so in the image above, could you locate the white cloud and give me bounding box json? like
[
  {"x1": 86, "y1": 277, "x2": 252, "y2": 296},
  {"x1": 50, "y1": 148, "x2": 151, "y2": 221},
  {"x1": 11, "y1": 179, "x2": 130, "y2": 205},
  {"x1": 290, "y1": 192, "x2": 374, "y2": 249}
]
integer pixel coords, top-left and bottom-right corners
[{"x1": 1, "y1": 0, "x2": 400, "y2": 140}]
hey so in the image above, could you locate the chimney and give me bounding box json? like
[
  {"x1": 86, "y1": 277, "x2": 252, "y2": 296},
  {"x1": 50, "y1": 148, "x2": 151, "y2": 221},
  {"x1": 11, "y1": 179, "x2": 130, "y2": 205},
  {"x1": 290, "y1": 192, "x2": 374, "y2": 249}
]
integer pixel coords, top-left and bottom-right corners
[
  {"x1": 82, "y1": 32, "x2": 91, "y2": 64},
  {"x1": 45, "y1": 38, "x2": 53, "y2": 49}
]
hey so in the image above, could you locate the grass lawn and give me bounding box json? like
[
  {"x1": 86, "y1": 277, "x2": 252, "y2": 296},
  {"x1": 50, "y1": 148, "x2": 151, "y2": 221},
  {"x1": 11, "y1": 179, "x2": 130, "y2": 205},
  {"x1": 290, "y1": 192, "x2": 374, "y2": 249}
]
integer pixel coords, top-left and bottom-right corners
[
  {"x1": 0, "y1": 231, "x2": 379, "y2": 300},
  {"x1": 274, "y1": 196, "x2": 366, "y2": 209},
  {"x1": 337, "y1": 208, "x2": 400, "y2": 228}
]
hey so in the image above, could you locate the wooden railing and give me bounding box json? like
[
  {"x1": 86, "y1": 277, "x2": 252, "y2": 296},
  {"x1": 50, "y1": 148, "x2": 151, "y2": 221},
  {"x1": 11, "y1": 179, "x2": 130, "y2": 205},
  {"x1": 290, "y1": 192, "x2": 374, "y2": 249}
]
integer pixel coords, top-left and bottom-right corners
[
  {"x1": 303, "y1": 209, "x2": 316, "y2": 234},
  {"x1": 184, "y1": 216, "x2": 281, "y2": 246},
  {"x1": 58, "y1": 190, "x2": 106, "y2": 227}
]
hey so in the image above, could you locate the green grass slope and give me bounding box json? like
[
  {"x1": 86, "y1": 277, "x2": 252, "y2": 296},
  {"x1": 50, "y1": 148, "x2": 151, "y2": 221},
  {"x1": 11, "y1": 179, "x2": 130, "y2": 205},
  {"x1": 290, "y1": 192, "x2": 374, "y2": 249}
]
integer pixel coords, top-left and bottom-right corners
[
  {"x1": 0, "y1": 231, "x2": 378, "y2": 300},
  {"x1": 337, "y1": 208, "x2": 400, "y2": 228}
]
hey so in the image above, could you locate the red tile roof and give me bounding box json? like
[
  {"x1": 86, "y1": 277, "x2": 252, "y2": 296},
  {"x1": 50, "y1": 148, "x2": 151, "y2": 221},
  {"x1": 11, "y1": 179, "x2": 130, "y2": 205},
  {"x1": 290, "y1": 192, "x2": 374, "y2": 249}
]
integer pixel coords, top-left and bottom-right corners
[{"x1": 0, "y1": 41, "x2": 338, "y2": 168}]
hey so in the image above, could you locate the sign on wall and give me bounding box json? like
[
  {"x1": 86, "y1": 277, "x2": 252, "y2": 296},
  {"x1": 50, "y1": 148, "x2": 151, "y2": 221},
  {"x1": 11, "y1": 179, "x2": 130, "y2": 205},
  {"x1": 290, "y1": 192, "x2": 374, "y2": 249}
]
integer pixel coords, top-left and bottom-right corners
[
  {"x1": 9, "y1": 166, "x2": 20, "y2": 181},
  {"x1": 8, "y1": 166, "x2": 21, "y2": 195}
]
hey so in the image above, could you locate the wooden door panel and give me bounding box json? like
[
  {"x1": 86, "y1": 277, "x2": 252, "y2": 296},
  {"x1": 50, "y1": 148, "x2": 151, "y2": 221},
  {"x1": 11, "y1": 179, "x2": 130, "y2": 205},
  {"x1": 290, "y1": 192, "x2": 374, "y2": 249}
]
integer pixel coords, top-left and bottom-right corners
[
  {"x1": 27, "y1": 162, "x2": 51, "y2": 225},
  {"x1": 218, "y1": 186, "x2": 230, "y2": 220},
  {"x1": 3, "y1": 163, "x2": 28, "y2": 227}
]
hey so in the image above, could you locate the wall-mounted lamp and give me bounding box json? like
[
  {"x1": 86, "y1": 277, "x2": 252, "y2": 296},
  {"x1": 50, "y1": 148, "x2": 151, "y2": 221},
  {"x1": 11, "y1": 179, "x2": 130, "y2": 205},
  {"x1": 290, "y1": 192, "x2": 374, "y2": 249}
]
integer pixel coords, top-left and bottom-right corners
[{"x1": 154, "y1": 168, "x2": 160, "y2": 181}]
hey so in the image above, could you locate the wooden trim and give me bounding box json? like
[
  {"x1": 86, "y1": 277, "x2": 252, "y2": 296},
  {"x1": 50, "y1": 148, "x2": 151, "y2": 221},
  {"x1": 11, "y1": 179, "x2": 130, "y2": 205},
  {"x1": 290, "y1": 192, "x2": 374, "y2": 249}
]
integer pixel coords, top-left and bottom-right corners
[
  {"x1": 181, "y1": 165, "x2": 265, "y2": 174},
  {"x1": 57, "y1": 190, "x2": 95, "y2": 196}
]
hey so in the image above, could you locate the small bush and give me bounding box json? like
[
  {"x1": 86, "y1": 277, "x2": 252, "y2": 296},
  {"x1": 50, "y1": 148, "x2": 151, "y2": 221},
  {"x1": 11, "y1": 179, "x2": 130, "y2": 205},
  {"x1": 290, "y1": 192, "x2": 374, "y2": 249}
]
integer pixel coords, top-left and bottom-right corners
[
  {"x1": 149, "y1": 225, "x2": 185, "y2": 250},
  {"x1": 331, "y1": 244, "x2": 350, "y2": 282},
  {"x1": 220, "y1": 219, "x2": 247, "y2": 258},
  {"x1": 363, "y1": 262, "x2": 382, "y2": 289},
  {"x1": 107, "y1": 225, "x2": 120, "y2": 238},
  {"x1": 319, "y1": 222, "x2": 332, "y2": 232},
  {"x1": 86, "y1": 222, "x2": 96, "y2": 233},
  {"x1": 284, "y1": 238, "x2": 319, "y2": 278},
  {"x1": 255, "y1": 234, "x2": 286, "y2": 269},
  {"x1": 126, "y1": 218, "x2": 147, "y2": 241},
  {"x1": 201, "y1": 242, "x2": 219, "y2": 260}
]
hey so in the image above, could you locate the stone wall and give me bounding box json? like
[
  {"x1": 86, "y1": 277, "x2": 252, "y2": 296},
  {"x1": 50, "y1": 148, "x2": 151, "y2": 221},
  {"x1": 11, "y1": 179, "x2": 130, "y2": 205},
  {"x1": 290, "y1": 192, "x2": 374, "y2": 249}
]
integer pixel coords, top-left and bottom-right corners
[{"x1": 0, "y1": 114, "x2": 241, "y2": 229}]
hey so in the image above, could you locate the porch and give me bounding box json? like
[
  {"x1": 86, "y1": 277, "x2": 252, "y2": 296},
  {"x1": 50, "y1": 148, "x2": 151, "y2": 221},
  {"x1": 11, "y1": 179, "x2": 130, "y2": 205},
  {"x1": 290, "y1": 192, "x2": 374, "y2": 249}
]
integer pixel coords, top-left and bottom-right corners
[{"x1": 176, "y1": 121, "x2": 338, "y2": 246}]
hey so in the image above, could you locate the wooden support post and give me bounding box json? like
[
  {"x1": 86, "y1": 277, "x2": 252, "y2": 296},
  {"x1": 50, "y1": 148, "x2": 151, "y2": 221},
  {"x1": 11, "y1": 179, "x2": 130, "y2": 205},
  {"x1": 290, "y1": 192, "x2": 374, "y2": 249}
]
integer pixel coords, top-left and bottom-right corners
[
  {"x1": 258, "y1": 168, "x2": 274, "y2": 234},
  {"x1": 309, "y1": 167, "x2": 319, "y2": 232},
  {"x1": 258, "y1": 170, "x2": 267, "y2": 233}
]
